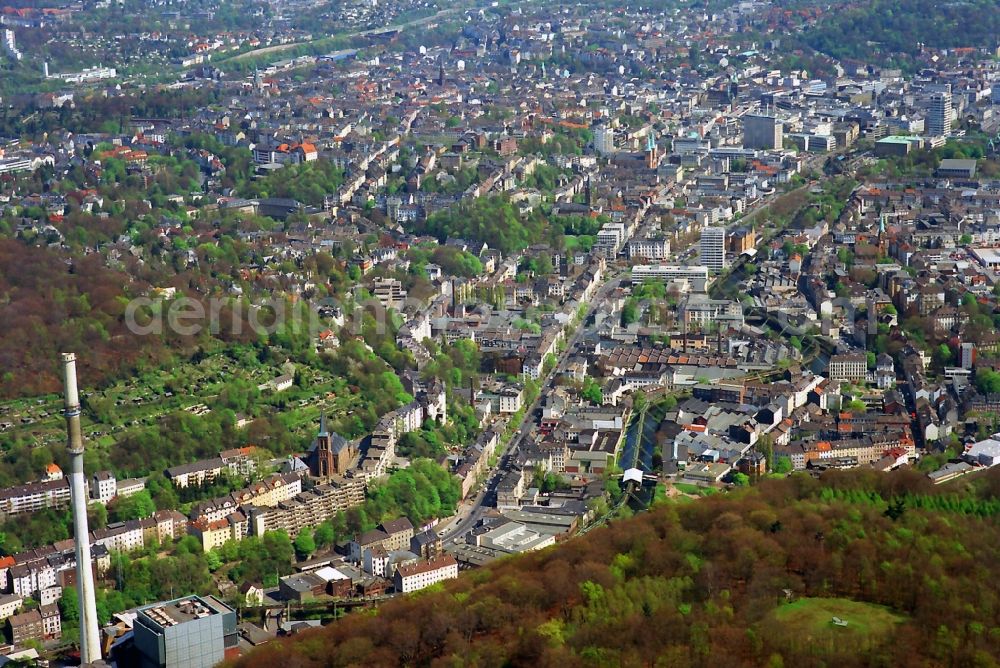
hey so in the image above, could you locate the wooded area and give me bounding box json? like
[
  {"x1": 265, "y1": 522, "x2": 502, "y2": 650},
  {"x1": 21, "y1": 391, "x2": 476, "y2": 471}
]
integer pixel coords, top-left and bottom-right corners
[
  {"x1": 227, "y1": 468, "x2": 1000, "y2": 668},
  {"x1": 804, "y1": 0, "x2": 1000, "y2": 70}
]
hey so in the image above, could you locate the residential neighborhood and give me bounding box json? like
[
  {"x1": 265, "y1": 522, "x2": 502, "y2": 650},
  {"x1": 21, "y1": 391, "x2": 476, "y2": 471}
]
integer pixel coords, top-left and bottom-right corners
[{"x1": 0, "y1": 0, "x2": 999, "y2": 664}]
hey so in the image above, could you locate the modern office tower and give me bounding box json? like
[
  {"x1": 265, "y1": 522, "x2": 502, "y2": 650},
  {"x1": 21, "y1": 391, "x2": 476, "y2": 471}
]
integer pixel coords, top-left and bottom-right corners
[
  {"x1": 742, "y1": 114, "x2": 783, "y2": 150},
  {"x1": 928, "y1": 87, "x2": 952, "y2": 136},
  {"x1": 700, "y1": 226, "x2": 728, "y2": 272}
]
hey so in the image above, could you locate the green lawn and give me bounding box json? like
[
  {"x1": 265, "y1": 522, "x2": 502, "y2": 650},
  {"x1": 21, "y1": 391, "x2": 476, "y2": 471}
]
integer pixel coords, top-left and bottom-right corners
[
  {"x1": 653, "y1": 484, "x2": 668, "y2": 504},
  {"x1": 770, "y1": 597, "x2": 905, "y2": 642},
  {"x1": 672, "y1": 482, "x2": 717, "y2": 496}
]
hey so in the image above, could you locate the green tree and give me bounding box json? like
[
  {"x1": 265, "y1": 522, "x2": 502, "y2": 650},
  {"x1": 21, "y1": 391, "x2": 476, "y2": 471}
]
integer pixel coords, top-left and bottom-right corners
[
  {"x1": 59, "y1": 585, "x2": 79, "y2": 628},
  {"x1": 935, "y1": 343, "x2": 953, "y2": 367},
  {"x1": 581, "y1": 378, "x2": 603, "y2": 405},
  {"x1": 294, "y1": 531, "x2": 316, "y2": 560},
  {"x1": 621, "y1": 299, "x2": 639, "y2": 326},
  {"x1": 975, "y1": 369, "x2": 1000, "y2": 394},
  {"x1": 108, "y1": 490, "x2": 156, "y2": 522},
  {"x1": 844, "y1": 399, "x2": 867, "y2": 414},
  {"x1": 313, "y1": 522, "x2": 335, "y2": 548}
]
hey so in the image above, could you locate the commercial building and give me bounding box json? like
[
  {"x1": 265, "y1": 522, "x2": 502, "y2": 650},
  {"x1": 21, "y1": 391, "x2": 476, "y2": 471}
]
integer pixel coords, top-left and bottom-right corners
[
  {"x1": 965, "y1": 438, "x2": 1000, "y2": 467},
  {"x1": 594, "y1": 125, "x2": 615, "y2": 155},
  {"x1": 699, "y1": 226, "x2": 728, "y2": 272},
  {"x1": 970, "y1": 248, "x2": 1000, "y2": 270},
  {"x1": 475, "y1": 521, "x2": 556, "y2": 555},
  {"x1": 627, "y1": 237, "x2": 671, "y2": 260},
  {"x1": 133, "y1": 595, "x2": 237, "y2": 668},
  {"x1": 630, "y1": 265, "x2": 710, "y2": 291},
  {"x1": 828, "y1": 353, "x2": 867, "y2": 381},
  {"x1": 927, "y1": 88, "x2": 952, "y2": 137},
  {"x1": 742, "y1": 114, "x2": 783, "y2": 150},
  {"x1": 874, "y1": 136, "x2": 920, "y2": 157},
  {"x1": 393, "y1": 555, "x2": 458, "y2": 593},
  {"x1": 936, "y1": 159, "x2": 977, "y2": 179}
]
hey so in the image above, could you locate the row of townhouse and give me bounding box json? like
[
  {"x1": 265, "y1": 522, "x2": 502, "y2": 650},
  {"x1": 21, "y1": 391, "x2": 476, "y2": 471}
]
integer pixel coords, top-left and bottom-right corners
[
  {"x1": 452, "y1": 429, "x2": 502, "y2": 499},
  {"x1": 0, "y1": 478, "x2": 71, "y2": 518},
  {"x1": 91, "y1": 510, "x2": 187, "y2": 554},
  {"x1": 2, "y1": 509, "x2": 185, "y2": 598},
  {"x1": 189, "y1": 511, "x2": 248, "y2": 551},
  {"x1": 164, "y1": 446, "x2": 263, "y2": 488},
  {"x1": 0, "y1": 470, "x2": 150, "y2": 518},
  {"x1": 247, "y1": 476, "x2": 367, "y2": 539},
  {"x1": 799, "y1": 431, "x2": 917, "y2": 468},
  {"x1": 358, "y1": 377, "x2": 447, "y2": 482},
  {"x1": 188, "y1": 472, "x2": 303, "y2": 525}
]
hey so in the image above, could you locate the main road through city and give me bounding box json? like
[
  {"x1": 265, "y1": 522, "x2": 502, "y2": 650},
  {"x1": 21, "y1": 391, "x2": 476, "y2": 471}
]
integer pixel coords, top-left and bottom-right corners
[{"x1": 440, "y1": 275, "x2": 624, "y2": 544}]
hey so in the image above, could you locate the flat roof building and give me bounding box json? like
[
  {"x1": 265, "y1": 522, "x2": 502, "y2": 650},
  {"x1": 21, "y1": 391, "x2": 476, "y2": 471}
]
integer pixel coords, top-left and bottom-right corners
[
  {"x1": 936, "y1": 158, "x2": 977, "y2": 179},
  {"x1": 133, "y1": 595, "x2": 236, "y2": 668},
  {"x1": 631, "y1": 264, "x2": 710, "y2": 292},
  {"x1": 966, "y1": 438, "x2": 1000, "y2": 467},
  {"x1": 476, "y1": 521, "x2": 555, "y2": 554},
  {"x1": 971, "y1": 248, "x2": 1000, "y2": 270},
  {"x1": 742, "y1": 114, "x2": 783, "y2": 150}
]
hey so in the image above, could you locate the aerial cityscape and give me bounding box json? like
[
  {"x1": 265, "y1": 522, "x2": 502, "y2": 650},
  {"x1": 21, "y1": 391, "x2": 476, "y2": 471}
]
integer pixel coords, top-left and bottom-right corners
[{"x1": 0, "y1": 0, "x2": 999, "y2": 665}]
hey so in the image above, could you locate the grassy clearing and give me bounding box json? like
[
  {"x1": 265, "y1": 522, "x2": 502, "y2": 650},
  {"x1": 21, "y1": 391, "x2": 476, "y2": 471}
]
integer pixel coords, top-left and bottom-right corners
[
  {"x1": 770, "y1": 597, "x2": 905, "y2": 642},
  {"x1": 672, "y1": 482, "x2": 717, "y2": 496}
]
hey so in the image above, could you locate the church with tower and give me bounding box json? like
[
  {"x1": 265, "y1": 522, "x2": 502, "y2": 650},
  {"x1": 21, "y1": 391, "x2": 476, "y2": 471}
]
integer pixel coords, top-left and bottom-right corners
[{"x1": 306, "y1": 415, "x2": 356, "y2": 479}]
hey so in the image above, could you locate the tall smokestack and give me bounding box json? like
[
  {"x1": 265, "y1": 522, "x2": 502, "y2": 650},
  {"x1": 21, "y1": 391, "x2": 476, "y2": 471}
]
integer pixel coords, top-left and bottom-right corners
[{"x1": 61, "y1": 353, "x2": 102, "y2": 664}]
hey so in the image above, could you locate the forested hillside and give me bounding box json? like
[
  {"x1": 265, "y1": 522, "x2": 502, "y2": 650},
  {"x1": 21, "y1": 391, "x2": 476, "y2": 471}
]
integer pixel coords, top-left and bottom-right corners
[
  {"x1": 0, "y1": 240, "x2": 163, "y2": 397},
  {"x1": 228, "y1": 468, "x2": 1000, "y2": 668},
  {"x1": 803, "y1": 0, "x2": 1000, "y2": 69}
]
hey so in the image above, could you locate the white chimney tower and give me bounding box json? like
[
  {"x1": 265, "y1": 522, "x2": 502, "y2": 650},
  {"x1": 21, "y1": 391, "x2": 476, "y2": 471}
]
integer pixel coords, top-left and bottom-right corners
[{"x1": 61, "y1": 353, "x2": 102, "y2": 664}]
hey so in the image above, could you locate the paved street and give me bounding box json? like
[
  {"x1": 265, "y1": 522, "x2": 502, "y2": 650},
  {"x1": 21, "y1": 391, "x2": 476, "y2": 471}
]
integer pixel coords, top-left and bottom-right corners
[{"x1": 441, "y1": 275, "x2": 624, "y2": 544}]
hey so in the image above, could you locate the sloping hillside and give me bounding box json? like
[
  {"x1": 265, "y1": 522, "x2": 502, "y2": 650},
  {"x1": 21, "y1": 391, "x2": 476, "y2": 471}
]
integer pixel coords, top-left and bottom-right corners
[
  {"x1": 803, "y1": 0, "x2": 1000, "y2": 69},
  {"x1": 227, "y1": 468, "x2": 1000, "y2": 667}
]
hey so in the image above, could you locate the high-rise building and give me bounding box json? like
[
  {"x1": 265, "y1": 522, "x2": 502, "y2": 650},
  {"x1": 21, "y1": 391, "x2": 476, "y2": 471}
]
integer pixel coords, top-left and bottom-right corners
[
  {"x1": 742, "y1": 114, "x2": 783, "y2": 150},
  {"x1": 928, "y1": 88, "x2": 952, "y2": 137},
  {"x1": 133, "y1": 595, "x2": 237, "y2": 668},
  {"x1": 594, "y1": 125, "x2": 615, "y2": 155},
  {"x1": 961, "y1": 342, "x2": 976, "y2": 370},
  {"x1": 699, "y1": 227, "x2": 728, "y2": 272}
]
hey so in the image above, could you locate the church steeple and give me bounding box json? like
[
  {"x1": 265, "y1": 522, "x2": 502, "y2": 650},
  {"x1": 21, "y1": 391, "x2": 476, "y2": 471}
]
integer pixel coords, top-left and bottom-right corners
[
  {"x1": 645, "y1": 131, "x2": 659, "y2": 169},
  {"x1": 878, "y1": 212, "x2": 888, "y2": 256}
]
